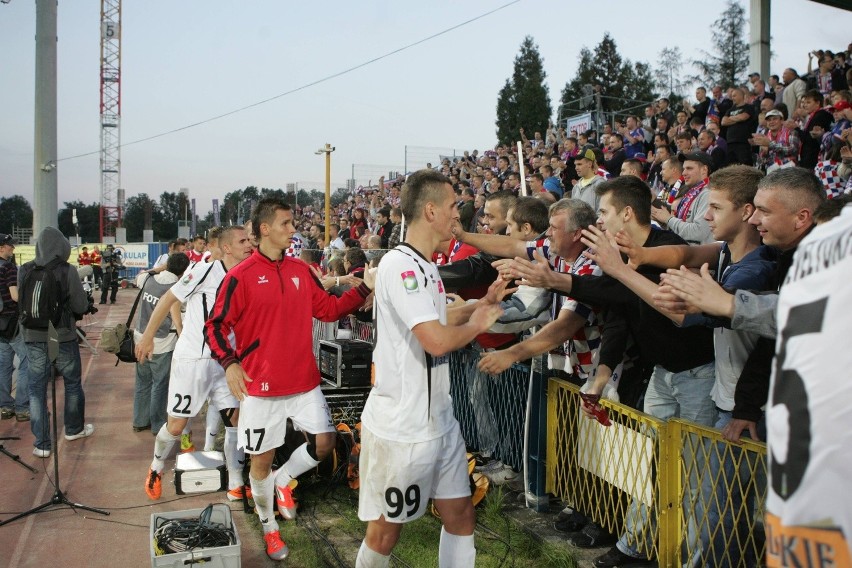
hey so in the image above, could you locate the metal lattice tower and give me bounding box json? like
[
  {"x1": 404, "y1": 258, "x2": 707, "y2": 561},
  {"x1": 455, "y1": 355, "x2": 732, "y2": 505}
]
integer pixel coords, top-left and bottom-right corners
[{"x1": 99, "y1": 0, "x2": 121, "y2": 239}]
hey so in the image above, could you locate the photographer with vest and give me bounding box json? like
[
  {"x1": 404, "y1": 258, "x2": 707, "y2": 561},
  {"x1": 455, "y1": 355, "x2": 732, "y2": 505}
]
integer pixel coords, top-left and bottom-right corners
[
  {"x1": 131, "y1": 252, "x2": 190, "y2": 435},
  {"x1": 18, "y1": 227, "x2": 94, "y2": 458}
]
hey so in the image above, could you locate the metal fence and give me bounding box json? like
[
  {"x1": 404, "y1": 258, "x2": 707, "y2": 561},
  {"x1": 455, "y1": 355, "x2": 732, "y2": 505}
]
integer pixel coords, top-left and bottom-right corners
[
  {"x1": 547, "y1": 379, "x2": 767, "y2": 567},
  {"x1": 310, "y1": 320, "x2": 769, "y2": 566}
]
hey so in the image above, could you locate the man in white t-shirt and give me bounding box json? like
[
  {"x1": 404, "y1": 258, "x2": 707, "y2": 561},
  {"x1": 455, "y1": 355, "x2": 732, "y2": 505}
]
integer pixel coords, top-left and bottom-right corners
[
  {"x1": 135, "y1": 226, "x2": 253, "y2": 503},
  {"x1": 355, "y1": 170, "x2": 505, "y2": 568},
  {"x1": 151, "y1": 238, "x2": 187, "y2": 274}
]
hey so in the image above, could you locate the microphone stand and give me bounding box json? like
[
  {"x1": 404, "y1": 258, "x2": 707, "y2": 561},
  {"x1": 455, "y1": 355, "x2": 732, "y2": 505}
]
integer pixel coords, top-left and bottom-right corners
[
  {"x1": 0, "y1": 437, "x2": 38, "y2": 473},
  {"x1": 0, "y1": 322, "x2": 109, "y2": 526}
]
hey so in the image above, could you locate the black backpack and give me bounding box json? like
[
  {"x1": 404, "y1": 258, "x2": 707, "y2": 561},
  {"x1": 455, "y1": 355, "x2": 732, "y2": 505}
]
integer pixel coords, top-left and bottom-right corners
[{"x1": 19, "y1": 257, "x2": 66, "y2": 330}]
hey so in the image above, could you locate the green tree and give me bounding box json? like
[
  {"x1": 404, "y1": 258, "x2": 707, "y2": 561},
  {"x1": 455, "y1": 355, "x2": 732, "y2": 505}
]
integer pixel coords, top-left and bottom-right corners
[
  {"x1": 690, "y1": 0, "x2": 749, "y2": 88},
  {"x1": 122, "y1": 194, "x2": 162, "y2": 241},
  {"x1": 495, "y1": 36, "x2": 552, "y2": 145},
  {"x1": 58, "y1": 201, "x2": 99, "y2": 242},
  {"x1": 560, "y1": 35, "x2": 657, "y2": 122},
  {"x1": 0, "y1": 195, "x2": 33, "y2": 233}
]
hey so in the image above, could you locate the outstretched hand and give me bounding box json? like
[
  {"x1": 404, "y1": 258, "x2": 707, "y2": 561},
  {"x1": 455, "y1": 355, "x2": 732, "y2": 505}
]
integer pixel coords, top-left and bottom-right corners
[
  {"x1": 614, "y1": 230, "x2": 642, "y2": 270},
  {"x1": 580, "y1": 225, "x2": 629, "y2": 277},
  {"x1": 658, "y1": 264, "x2": 734, "y2": 318},
  {"x1": 482, "y1": 276, "x2": 516, "y2": 304},
  {"x1": 506, "y1": 250, "x2": 555, "y2": 289}
]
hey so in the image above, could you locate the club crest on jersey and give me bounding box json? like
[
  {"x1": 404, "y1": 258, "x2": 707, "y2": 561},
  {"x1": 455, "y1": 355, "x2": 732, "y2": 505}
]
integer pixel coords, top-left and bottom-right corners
[
  {"x1": 258, "y1": 274, "x2": 269, "y2": 284},
  {"x1": 181, "y1": 273, "x2": 193, "y2": 285},
  {"x1": 291, "y1": 277, "x2": 300, "y2": 290},
  {"x1": 401, "y1": 270, "x2": 418, "y2": 293}
]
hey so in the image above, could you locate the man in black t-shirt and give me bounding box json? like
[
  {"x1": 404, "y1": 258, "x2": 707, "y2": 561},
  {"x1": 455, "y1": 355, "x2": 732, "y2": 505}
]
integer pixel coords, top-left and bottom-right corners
[{"x1": 721, "y1": 87, "x2": 758, "y2": 166}]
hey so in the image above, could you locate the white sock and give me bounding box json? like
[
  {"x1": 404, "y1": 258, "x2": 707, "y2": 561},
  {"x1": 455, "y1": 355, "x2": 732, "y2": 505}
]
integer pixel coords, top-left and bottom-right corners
[
  {"x1": 151, "y1": 424, "x2": 180, "y2": 473},
  {"x1": 205, "y1": 408, "x2": 222, "y2": 451},
  {"x1": 439, "y1": 527, "x2": 475, "y2": 568},
  {"x1": 224, "y1": 426, "x2": 244, "y2": 491},
  {"x1": 274, "y1": 443, "x2": 320, "y2": 487},
  {"x1": 355, "y1": 540, "x2": 390, "y2": 568},
  {"x1": 249, "y1": 473, "x2": 279, "y2": 534}
]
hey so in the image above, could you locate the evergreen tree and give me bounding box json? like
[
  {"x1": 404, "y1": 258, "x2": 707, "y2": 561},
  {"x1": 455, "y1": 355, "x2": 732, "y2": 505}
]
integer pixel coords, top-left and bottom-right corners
[
  {"x1": 494, "y1": 36, "x2": 552, "y2": 145},
  {"x1": 57, "y1": 201, "x2": 99, "y2": 242},
  {"x1": 560, "y1": 34, "x2": 657, "y2": 122},
  {"x1": 690, "y1": 0, "x2": 749, "y2": 88}
]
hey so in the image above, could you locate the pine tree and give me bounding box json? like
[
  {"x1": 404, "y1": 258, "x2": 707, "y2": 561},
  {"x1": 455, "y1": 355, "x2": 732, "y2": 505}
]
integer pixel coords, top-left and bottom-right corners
[
  {"x1": 691, "y1": 0, "x2": 749, "y2": 88},
  {"x1": 560, "y1": 34, "x2": 657, "y2": 122},
  {"x1": 655, "y1": 47, "x2": 688, "y2": 98},
  {"x1": 494, "y1": 36, "x2": 552, "y2": 145}
]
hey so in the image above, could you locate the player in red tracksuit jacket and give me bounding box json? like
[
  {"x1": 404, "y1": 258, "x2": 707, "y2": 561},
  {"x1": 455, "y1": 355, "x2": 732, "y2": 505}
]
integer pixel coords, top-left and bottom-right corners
[{"x1": 205, "y1": 198, "x2": 373, "y2": 561}]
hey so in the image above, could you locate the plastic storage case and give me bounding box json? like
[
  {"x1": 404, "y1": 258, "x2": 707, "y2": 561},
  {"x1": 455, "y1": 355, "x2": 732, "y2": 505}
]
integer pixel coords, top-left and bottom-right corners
[
  {"x1": 318, "y1": 339, "x2": 372, "y2": 388},
  {"x1": 150, "y1": 503, "x2": 240, "y2": 568},
  {"x1": 174, "y1": 451, "x2": 227, "y2": 495}
]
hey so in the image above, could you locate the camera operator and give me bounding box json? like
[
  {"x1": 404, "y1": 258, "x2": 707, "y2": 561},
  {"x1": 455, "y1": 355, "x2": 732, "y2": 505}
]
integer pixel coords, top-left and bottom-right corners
[{"x1": 99, "y1": 244, "x2": 123, "y2": 305}]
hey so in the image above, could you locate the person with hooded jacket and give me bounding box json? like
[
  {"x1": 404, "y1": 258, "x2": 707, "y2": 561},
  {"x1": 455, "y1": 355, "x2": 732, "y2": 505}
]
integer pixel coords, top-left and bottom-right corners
[{"x1": 18, "y1": 226, "x2": 93, "y2": 458}]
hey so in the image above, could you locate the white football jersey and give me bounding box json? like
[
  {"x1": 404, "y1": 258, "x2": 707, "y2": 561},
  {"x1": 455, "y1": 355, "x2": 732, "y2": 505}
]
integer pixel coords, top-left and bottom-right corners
[
  {"x1": 170, "y1": 260, "x2": 226, "y2": 359},
  {"x1": 765, "y1": 206, "x2": 852, "y2": 566},
  {"x1": 361, "y1": 245, "x2": 455, "y2": 443}
]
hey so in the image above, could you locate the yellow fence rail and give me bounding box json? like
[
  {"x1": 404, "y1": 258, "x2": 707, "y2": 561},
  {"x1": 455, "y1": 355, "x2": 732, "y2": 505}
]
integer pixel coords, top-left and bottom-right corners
[{"x1": 547, "y1": 379, "x2": 767, "y2": 567}]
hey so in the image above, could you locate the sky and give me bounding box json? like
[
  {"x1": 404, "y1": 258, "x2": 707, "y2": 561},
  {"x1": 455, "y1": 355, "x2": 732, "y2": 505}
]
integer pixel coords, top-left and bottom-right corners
[{"x1": 1, "y1": 0, "x2": 850, "y2": 217}]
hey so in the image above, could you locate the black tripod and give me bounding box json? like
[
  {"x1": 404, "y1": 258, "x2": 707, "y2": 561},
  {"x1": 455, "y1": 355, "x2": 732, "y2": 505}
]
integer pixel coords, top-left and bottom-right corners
[
  {"x1": 0, "y1": 323, "x2": 109, "y2": 526},
  {"x1": 0, "y1": 437, "x2": 38, "y2": 473}
]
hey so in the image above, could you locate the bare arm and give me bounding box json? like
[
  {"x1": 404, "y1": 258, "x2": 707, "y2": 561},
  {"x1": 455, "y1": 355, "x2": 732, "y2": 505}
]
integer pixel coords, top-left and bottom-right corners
[
  {"x1": 452, "y1": 222, "x2": 528, "y2": 259},
  {"x1": 621, "y1": 230, "x2": 721, "y2": 270},
  {"x1": 413, "y1": 302, "x2": 503, "y2": 358},
  {"x1": 477, "y1": 309, "x2": 587, "y2": 375},
  {"x1": 9, "y1": 285, "x2": 18, "y2": 303}
]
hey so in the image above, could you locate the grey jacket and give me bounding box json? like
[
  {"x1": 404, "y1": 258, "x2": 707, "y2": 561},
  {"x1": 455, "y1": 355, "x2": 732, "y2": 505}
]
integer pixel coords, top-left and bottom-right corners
[
  {"x1": 18, "y1": 226, "x2": 89, "y2": 343},
  {"x1": 730, "y1": 290, "x2": 777, "y2": 340}
]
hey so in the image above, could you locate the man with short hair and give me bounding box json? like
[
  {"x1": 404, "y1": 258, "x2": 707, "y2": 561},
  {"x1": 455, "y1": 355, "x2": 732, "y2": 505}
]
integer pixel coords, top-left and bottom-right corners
[
  {"x1": 132, "y1": 252, "x2": 190, "y2": 434},
  {"x1": 619, "y1": 116, "x2": 645, "y2": 159},
  {"x1": 620, "y1": 159, "x2": 644, "y2": 179},
  {"x1": 652, "y1": 153, "x2": 714, "y2": 244},
  {"x1": 186, "y1": 235, "x2": 207, "y2": 264},
  {"x1": 328, "y1": 223, "x2": 346, "y2": 251},
  {"x1": 206, "y1": 203, "x2": 374, "y2": 561},
  {"x1": 697, "y1": 129, "x2": 727, "y2": 171},
  {"x1": 604, "y1": 133, "x2": 626, "y2": 177},
  {"x1": 528, "y1": 173, "x2": 545, "y2": 194},
  {"x1": 387, "y1": 208, "x2": 403, "y2": 249},
  {"x1": 0, "y1": 234, "x2": 29, "y2": 422},
  {"x1": 781, "y1": 68, "x2": 808, "y2": 116},
  {"x1": 721, "y1": 87, "x2": 758, "y2": 166},
  {"x1": 355, "y1": 170, "x2": 504, "y2": 568},
  {"x1": 138, "y1": 226, "x2": 253, "y2": 506},
  {"x1": 20, "y1": 227, "x2": 94, "y2": 457},
  {"x1": 375, "y1": 207, "x2": 394, "y2": 249},
  {"x1": 797, "y1": 89, "x2": 833, "y2": 169},
  {"x1": 151, "y1": 239, "x2": 187, "y2": 274}
]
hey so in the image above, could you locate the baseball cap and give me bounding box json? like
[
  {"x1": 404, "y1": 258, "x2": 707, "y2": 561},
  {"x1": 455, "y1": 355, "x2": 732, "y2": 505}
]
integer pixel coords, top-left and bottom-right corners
[
  {"x1": 573, "y1": 148, "x2": 597, "y2": 163},
  {"x1": 748, "y1": 71, "x2": 760, "y2": 78},
  {"x1": 765, "y1": 109, "x2": 784, "y2": 119},
  {"x1": 0, "y1": 233, "x2": 18, "y2": 246},
  {"x1": 830, "y1": 100, "x2": 851, "y2": 112},
  {"x1": 678, "y1": 151, "x2": 714, "y2": 171}
]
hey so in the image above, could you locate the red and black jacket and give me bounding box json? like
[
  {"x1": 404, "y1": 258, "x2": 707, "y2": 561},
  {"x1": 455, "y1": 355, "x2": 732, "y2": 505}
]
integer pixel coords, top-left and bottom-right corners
[{"x1": 205, "y1": 251, "x2": 369, "y2": 396}]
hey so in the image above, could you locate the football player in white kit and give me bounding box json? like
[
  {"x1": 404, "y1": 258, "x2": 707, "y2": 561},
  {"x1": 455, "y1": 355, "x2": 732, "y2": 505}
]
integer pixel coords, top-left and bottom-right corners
[
  {"x1": 355, "y1": 170, "x2": 506, "y2": 568},
  {"x1": 135, "y1": 226, "x2": 253, "y2": 501}
]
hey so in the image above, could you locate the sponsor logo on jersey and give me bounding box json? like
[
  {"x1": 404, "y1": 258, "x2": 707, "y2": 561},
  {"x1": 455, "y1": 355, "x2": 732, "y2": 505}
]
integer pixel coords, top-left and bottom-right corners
[
  {"x1": 401, "y1": 270, "x2": 418, "y2": 293},
  {"x1": 437, "y1": 280, "x2": 444, "y2": 294},
  {"x1": 258, "y1": 274, "x2": 269, "y2": 284}
]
